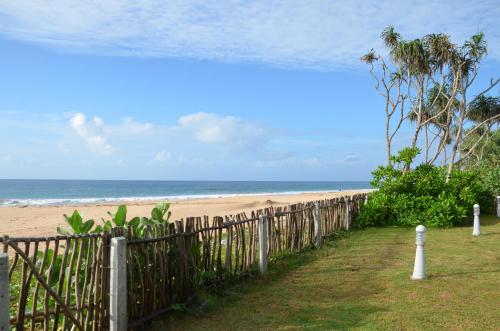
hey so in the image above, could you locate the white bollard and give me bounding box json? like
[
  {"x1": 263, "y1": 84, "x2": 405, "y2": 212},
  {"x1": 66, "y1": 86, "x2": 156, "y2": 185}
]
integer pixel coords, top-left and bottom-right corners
[
  {"x1": 314, "y1": 202, "x2": 322, "y2": 247},
  {"x1": 411, "y1": 225, "x2": 427, "y2": 280},
  {"x1": 496, "y1": 196, "x2": 500, "y2": 218},
  {"x1": 110, "y1": 237, "x2": 127, "y2": 331},
  {"x1": 0, "y1": 253, "x2": 9, "y2": 331},
  {"x1": 364, "y1": 195, "x2": 368, "y2": 205},
  {"x1": 258, "y1": 215, "x2": 268, "y2": 274},
  {"x1": 472, "y1": 204, "x2": 480, "y2": 236},
  {"x1": 344, "y1": 197, "x2": 350, "y2": 230}
]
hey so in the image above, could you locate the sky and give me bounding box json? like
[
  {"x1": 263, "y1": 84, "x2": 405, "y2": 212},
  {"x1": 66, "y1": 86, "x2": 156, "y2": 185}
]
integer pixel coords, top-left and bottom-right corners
[{"x1": 0, "y1": 0, "x2": 499, "y2": 181}]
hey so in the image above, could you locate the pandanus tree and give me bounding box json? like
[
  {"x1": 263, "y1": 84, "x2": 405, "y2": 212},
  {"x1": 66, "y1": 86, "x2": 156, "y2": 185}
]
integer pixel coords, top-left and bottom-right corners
[{"x1": 362, "y1": 27, "x2": 499, "y2": 179}]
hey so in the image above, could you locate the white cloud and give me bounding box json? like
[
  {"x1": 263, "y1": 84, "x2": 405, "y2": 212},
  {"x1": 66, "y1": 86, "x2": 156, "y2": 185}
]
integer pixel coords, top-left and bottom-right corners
[
  {"x1": 69, "y1": 112, "x2": 114, "y2": 155},
  {"x1": 344, "y1": 154, "x2": 361, "y2": 163},
  {"x1": 0, "y1": 1, "x2": 498, "y2": 70},
  {"x1": 66, "y1": 111, "x2": 272, "y2": 158},
  {"x1": 177, "y1": 112, "x2": 270, "y2": 150},
  {"x1": 255, "y1": 155, "x2": 324, "y2": 169},
  {"x1": 0, "y1": 154, "x2": 13, "y2": 163},
  {"x1": 153, "y1": 150, "x2": 171, "y2": 163},
  {"x1": 115, "y1": 117, "x2": 154, "y2": 134},
  {"x1": 93, "y1": 116, "x2": 103, "y2": 127}
]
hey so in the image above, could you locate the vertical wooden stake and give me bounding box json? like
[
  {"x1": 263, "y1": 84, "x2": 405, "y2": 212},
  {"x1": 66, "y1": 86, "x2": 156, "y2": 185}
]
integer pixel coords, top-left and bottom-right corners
[
  {"x1": 0, "y1": 253, "x2": 9, "y2": 331},
  {"x1": 314, "y1": 202, "x2": 322, "y2": 247},
  {"x1": 110, "y1": 237, "x2": 127, "y2": 331},
  {"x1": 258, "y1": 215, "x2": 268, "y2": 274},
  {"x1": 345, "y1": 197, "x2": 350, "y2": 230}
]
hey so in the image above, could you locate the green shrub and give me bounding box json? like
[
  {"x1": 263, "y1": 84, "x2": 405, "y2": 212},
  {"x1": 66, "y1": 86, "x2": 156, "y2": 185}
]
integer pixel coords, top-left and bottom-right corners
[
  {"x1": 57, "y1": 202, "x2": 172, "y2": 236},
  {"x1": 358, "y1": 148, "x2": 492, "y2": 228}
]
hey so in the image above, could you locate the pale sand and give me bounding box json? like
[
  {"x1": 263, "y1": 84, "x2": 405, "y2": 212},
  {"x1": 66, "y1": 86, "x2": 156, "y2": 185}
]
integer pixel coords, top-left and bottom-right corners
[{"x1": 0, "y1": 190, "x2": 372, "y2": 237}]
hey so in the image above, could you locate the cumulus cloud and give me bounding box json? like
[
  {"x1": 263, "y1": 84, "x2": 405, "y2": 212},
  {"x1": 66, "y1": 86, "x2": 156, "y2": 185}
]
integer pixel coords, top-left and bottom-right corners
[
  {"x1": 0, "y1": 1, "x2": 498, "y2": 70},
  {"x1": 67, "y1": 111, "x2": 272, "y2": 157},
  {"x1": 69, "y1": 113, "x2": 114, "y2": 155},
  {"x1": 177, "y1": 112, "x2": 270, "y2": 151}
]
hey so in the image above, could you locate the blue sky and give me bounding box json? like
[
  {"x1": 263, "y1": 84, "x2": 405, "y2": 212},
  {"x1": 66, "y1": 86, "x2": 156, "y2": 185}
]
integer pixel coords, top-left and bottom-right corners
[{"x1": 0, "y1": 0, "x2": 499, "y2": 181}]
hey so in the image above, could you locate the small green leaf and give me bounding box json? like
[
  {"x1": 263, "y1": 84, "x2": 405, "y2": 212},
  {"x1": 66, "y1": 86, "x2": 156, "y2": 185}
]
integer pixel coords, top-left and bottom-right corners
[
  {"x1": 114, "y1": 205, "x2": 127, "y2": 227},
  {"x1": 103, "y1": 220, "x2": 113, "y2": 232},
  {"x1": 57, "y1": 227, "x2": 69, "y2": 235},
  {"x1": 129, "y1": 217, "x2": 140, "y2": 227},
  {"x1": 151, "y1": 207, "x2": 162, "y2": 221},
  {"x1": 81, "y1": 219, "x2": 95, "y2": 233}
]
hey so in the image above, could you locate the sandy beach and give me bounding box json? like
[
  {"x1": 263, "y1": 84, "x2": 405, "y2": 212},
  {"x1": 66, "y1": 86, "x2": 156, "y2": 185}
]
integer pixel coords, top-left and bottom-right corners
[{"x1": 0, "y1": 190, "x2": 371, "y2": 237}]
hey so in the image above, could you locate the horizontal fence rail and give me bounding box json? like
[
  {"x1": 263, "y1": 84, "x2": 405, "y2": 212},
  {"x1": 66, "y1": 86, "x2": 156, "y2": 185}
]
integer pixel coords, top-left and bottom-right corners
[{"x1": 1, "y1": 193, "x2": 368, "y2": 330}]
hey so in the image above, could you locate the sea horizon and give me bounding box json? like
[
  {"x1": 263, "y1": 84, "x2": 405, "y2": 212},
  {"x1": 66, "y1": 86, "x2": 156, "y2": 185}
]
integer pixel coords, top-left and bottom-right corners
[{"x1": 0, "y1": 179, "x2": 371, "y2": 207}]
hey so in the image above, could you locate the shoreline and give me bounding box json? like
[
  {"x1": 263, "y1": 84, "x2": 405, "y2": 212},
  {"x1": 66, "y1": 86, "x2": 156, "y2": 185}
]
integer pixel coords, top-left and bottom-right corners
[
  {"x1": 0, "y1": 189, "x2": 361, "y2": 207},
  {"x1": 0, "y1": 189, "x2": 373, "y2": 237}
]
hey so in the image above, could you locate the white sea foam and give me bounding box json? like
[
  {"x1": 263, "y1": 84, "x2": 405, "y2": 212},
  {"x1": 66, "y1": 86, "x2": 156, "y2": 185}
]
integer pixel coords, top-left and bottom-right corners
[{"x1": 0, "y1": 190, "x2": 344, "y2": 207}]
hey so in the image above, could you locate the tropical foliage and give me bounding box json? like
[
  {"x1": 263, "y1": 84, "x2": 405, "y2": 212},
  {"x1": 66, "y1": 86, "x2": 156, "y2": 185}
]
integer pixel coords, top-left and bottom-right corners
[
  {"x1": 57, "y1": 202, "x2": 171, "y2": 236},
  {"x1": 361, "y1": 27, "x2": 499, "y2": 179},
  {"x1": 358, "y1": 148, "x2": 492, "y2": 228}
]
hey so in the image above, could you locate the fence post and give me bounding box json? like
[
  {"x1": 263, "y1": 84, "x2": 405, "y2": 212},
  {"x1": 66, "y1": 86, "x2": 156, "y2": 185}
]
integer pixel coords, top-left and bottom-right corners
[
  {"x1": 497, "y1": 196, "x2": 500, "y2": 218},
  {"x1": 344, "y1": 197, "x2": 350, "y2": 230},
  {"x1": 473, "y1": 204, "x2": 480, "y2": 236},
  {"x1": 314, "y1": 202, "x2": 322, "y2": 247},
  {"x1": 110, "y1": 237, "x2": 127, "y2": 331},
  {"x1": 364, "y1": 195, "x2": 368, "y2": 205},
  {"x1": 258, "y1": 215, "x2": 268, "y2": 274},
  {"x1": 0, "y1": 253, "x2": 8, "y2": 331}
]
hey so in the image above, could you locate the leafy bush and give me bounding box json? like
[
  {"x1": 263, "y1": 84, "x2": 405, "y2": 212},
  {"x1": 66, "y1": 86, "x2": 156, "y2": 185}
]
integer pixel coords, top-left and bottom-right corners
[
  {"x1": 358, "y1": 148, "x2": 492, "y2": 228},
  {"x1": 57, "y1": 202, "x2": 172, "y2": 236}
]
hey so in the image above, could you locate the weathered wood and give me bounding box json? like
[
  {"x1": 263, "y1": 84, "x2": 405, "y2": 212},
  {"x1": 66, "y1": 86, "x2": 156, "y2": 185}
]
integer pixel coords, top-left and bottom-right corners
[{"x1": 1, "y1": 193, "x2": 368, "y2": 330}]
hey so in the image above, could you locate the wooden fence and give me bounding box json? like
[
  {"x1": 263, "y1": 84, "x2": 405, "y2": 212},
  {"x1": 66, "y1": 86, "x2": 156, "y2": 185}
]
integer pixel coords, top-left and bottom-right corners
[{"x1": 0, "y1": 193, "x2": 368, "y2": 330}]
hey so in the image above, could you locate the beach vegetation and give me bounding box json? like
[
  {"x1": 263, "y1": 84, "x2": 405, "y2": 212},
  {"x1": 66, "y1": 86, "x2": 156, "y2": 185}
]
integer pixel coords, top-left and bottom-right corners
[
  {"x1": 358, "y1": 148, "x2": 492, "y2": 227},
  {"x1": 362, "y1": 28, "x2": 499, "y2": 179},
  {"x1": 56, "y1": 202, "x2": 172, "y2": 236},
  {"x1": 56, "y1": 210, "x2": 95, "y2": 235}
]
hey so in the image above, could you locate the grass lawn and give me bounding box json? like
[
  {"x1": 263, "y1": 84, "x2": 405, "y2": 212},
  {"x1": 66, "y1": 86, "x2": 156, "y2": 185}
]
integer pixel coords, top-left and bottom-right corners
[{"x1": 152, "y1": 215, "x2": 500, "y2": 330}]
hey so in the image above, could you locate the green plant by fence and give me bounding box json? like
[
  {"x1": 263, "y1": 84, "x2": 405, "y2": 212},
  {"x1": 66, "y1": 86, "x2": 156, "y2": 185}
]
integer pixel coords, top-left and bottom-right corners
[{"x1": 0, "y1": 193, "x2": 367, "y2": 330}]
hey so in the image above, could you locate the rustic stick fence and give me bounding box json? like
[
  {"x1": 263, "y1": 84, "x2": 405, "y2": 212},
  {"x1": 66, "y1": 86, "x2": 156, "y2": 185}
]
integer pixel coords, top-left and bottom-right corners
[{"x1": 0, "y1": 193, "x2": 368, "y2": 330}]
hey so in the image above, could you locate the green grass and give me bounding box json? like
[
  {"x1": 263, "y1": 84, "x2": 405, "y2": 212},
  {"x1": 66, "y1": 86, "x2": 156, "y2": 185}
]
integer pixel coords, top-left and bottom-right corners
[{"x1": 150, "y1": 215, "x2": 500, "y2": 330}]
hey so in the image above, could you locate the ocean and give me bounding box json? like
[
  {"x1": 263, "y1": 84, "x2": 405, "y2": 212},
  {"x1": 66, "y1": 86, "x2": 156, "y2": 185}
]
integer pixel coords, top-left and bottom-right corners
[{"x1": 0, "y1": 179, "x2": 371, "y2": 206}]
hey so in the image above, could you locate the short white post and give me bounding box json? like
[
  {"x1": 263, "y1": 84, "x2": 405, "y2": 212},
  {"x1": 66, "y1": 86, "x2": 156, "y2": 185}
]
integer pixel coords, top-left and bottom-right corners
[
  {"x1": 364, "y1": 195, "x2": 368, "y2": 205},
  {"x1": 314, "y1": 202, "x2": 322, "y2": 247},
  {"x1": 110, "y1": 237, "x2": 127, "y2": 331},
  {"x1": 496, "y1": 196, "x2": 500, "y2": 218},
  {"x1": 344, "y1": 197, "x2": 350, "y2": 230},
  {"x1": 411, "y1": 225, "x2": 427, "y2": 280},
  {"x1": 472, "y1": 204, "x2": 480, "y2": 236},
  {"x1": 0, "y1": 253, "x2": 9, "y2": 331},
  {"x1": 258, "y1": 215, "x2": 268, "y2": 274}
]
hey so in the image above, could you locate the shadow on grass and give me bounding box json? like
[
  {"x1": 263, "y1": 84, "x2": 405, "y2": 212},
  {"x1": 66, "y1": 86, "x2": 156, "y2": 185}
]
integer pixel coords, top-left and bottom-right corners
[
  {"x1": 460, "y1": 215, "x2": 499, "y2": 227},
  {"x1": 430, "y1": 269, "x2": 500, "y2": 279}
]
